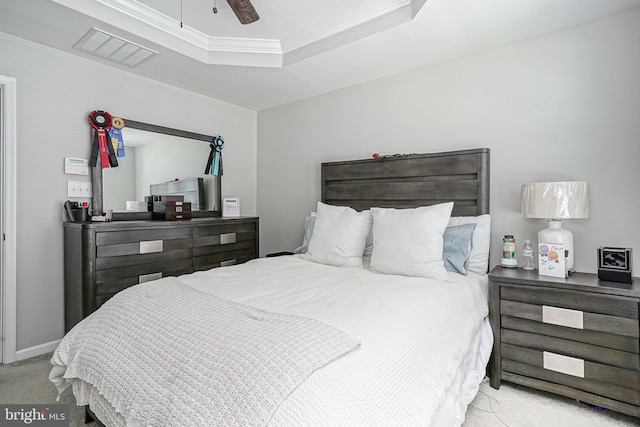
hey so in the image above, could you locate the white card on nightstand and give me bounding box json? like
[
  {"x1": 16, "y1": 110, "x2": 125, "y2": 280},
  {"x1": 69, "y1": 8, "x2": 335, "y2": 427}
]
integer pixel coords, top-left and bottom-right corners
[{"x1": 538, "y1": 243, "x2": 566, "y2": 278}]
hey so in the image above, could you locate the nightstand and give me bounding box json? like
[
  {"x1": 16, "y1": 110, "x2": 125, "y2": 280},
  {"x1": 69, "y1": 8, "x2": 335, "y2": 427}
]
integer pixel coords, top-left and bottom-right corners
[{"x1": 489, "y1": 266, "x2": 640, "y2": 418}]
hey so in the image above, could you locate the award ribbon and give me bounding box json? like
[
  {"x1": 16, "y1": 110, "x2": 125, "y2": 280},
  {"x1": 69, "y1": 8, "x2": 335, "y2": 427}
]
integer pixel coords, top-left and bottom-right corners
[
  {"x1": 204, "y1": 135, "x2": 224, "y2": 176},
  {"x1": 108, "y1": 117, "x2": 126, "y2": 157},
  {"x1": 88, "y1": 110, "x2": 118, "y2": 168}
]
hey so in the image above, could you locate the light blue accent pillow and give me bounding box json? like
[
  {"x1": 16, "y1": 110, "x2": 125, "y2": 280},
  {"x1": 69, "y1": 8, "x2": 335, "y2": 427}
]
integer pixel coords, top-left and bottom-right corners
[
  {"x1": 293, "y1": 215, "x2": 316, "y2": 254},
  {"x1": 443, "y1": 223, "x2": 477, "y2": 275}
]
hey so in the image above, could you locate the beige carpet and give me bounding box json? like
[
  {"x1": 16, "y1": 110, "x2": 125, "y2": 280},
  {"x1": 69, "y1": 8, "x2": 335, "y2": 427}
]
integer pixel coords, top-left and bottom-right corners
[
  {"x1": 464, "y1": 378, "x2": 638, "y2": 427},
  {"x1": 0, "y1": 353, "x2": 94, "y2": 426},
  {"x1": 1, "y1": 353, "x2": 638, "y2": 426}
]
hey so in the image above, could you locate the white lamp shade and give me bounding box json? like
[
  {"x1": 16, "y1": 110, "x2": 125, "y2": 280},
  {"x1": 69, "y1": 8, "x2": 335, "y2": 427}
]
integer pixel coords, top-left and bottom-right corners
[{"x1": 521, "y1": 181, "x2": 589, "y2": 219}]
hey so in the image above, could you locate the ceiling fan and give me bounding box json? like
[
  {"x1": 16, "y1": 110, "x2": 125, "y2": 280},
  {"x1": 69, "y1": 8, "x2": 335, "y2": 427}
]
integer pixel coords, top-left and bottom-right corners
[{"x1": 226, "y1": 0, "x2": 259, "y2": 24}]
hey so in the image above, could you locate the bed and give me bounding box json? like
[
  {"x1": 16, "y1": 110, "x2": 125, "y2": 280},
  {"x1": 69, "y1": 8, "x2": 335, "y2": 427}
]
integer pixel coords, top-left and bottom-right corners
[{"x1": 50, "y1": 148, "x2": 492, "y2": 426}]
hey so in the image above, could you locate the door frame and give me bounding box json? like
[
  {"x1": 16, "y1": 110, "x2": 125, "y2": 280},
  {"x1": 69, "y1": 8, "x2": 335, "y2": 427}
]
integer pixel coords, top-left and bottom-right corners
[{"x1": 1, "y1": 75, "x2": 17, "y2": 364}]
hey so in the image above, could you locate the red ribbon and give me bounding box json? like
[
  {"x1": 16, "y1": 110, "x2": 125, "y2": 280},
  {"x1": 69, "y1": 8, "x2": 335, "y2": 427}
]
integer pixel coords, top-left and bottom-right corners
[{"x1": 88, "y1": 110, "x2": 113, "y2": 169}]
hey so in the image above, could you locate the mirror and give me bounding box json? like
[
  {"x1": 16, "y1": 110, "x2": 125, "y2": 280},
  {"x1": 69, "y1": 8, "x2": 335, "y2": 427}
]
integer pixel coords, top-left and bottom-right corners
[{"x1": 91, "y1": 119, "x2": 221, "y2": 219}]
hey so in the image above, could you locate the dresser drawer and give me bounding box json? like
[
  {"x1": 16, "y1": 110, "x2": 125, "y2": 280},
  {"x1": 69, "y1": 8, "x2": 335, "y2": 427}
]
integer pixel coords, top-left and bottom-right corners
[
  {"x1": 96, "y1": 228, "x2": 191, "y2": 258},
  {"x1": 96, "y1": 238, "x2": 193, "y2": 260},
  {"x1": 95, "y1": 227, "x2": 193, "y2": 270},
  {"x1": 95, "y1": 257, "x2": 193, "y2": 307},
  {"x1": 96, "y1": 257, "x2": 192, "y2": 286},
  {"x1": 192, "y1": 221, "x2": 257, "y2": 270},
  {"x1": 96, "y1": 247, "x2": 193, "y2": 270},
  {"x1": 193, "y1": 222, "x2": 257, "y2": 248},
  {"x1": 96, "y1": 227, "x2": 192, "y2": 246},
  {"x1": 193, "y1": 245, "x2": 257, "y2": 271}
]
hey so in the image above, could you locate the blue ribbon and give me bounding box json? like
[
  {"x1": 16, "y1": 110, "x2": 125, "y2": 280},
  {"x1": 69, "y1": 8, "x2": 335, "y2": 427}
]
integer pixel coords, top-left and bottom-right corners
[
  {"x1": 108, "y1": 127, "x2": 126, "y2": 157},
  {"x1": 205, "y1": 135, "x2": 224, "y2": 176}
]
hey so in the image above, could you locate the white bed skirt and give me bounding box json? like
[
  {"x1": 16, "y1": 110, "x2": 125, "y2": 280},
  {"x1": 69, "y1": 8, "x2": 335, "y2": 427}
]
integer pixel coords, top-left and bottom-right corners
[{"x1": 431, "y1": 316, "x2": 493, "y2": 426}]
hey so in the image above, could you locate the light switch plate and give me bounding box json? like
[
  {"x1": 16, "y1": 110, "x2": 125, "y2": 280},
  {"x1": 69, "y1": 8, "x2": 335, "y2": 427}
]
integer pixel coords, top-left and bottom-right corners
[{"x1": 67, "y1": 181, "x2": 92, "y2": 198}]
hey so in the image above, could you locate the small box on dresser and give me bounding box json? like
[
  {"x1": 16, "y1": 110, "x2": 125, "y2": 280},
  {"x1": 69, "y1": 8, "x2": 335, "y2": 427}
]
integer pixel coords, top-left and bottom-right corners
[
  {"x1": 489, "y1": 266, "x2": 640, "y2": 418},
  {"x1": 152, "y1": 201, "x2": 192, "y2": 220}
]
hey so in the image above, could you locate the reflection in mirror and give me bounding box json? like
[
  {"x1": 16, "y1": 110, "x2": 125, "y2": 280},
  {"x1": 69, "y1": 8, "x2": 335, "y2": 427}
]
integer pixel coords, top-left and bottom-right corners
[{"x1": 93, "y1": 119, "x2": 221, "y2": 219}]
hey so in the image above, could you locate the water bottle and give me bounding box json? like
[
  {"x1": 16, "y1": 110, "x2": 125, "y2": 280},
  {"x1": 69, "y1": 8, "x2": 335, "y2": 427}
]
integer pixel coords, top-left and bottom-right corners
[{"x1": 522, "y1": 240, "x2": 535, "y2": 270}]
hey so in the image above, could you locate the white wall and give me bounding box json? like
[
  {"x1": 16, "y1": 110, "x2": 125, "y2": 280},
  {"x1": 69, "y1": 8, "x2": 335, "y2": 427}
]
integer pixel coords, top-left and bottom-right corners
[
  {"x1": 0, "y1": 31, "x2": 257, "y2": 354},
  {"x1": 257, "y1": 8, "x2": 640, "y2": 274}
]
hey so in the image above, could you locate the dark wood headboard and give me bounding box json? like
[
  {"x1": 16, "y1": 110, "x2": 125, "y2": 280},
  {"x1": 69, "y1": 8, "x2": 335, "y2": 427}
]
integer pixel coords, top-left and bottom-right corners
[{"x1": 321, "y1": 148, "x2": 490, "y2": 216}]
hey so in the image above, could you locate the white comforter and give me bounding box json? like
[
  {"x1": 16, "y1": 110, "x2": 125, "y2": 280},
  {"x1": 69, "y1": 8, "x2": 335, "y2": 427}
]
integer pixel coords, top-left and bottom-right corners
[{"x1": 52, "y1": 255, "x2": 488, "y2": 426}]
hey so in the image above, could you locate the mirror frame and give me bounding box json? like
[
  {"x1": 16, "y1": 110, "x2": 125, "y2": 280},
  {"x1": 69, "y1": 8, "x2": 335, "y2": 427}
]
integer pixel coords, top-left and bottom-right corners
[{"x1": 91, "y1": 119, "x2": 222, "y2": 220}]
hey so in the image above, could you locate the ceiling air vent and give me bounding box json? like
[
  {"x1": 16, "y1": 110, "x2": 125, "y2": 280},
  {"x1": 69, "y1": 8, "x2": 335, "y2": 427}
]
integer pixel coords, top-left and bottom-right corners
[{"x1": 74, "y1": 28, "x2": 158, "y2": 67}]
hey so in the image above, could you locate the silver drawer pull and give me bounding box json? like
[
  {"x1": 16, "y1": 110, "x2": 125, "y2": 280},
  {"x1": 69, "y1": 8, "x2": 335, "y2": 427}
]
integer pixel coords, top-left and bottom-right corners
[
  {"x1": 220, "y1": 259, "x2": 236, "y2": 267},
  {"x1": 139, "y1": 272, "x2": 162, "y2": 283},
  {"x1": 543, "y1": 351, "x2": 584, "y2": 378},
  {"x1": 542, "y1": 305, "x2": 583, "y2": 329},
  {"x1": 140, "y1": 240, "x2": 163, "y2": 254},
  {"x1": 221, "y1": 233, "x2": 236, "y2": 244}
]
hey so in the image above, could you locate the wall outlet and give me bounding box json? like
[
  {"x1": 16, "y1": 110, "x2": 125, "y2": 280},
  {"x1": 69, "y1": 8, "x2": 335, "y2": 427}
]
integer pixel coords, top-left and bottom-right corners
[{"x1": 67, "y1": 181, "x2": 92, "y2": 198}]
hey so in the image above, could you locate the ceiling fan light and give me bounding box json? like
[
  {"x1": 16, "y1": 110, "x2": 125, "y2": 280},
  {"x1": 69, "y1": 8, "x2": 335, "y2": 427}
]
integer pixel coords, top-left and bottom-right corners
[{"x1": 226, "y1": 0, "x2": 259, "y2": 25}]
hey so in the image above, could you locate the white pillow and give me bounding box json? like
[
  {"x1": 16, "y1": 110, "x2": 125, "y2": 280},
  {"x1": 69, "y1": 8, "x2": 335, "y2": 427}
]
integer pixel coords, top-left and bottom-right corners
[
  {"x1": 370, "y1": 203, "x2": 454, "y2": 280},
  {"x1": 448, "y1": 214, "x2": 491, "y2": 275},
  {"x1": 304, "y1": 202, "x2": 372, "y2": 268}
]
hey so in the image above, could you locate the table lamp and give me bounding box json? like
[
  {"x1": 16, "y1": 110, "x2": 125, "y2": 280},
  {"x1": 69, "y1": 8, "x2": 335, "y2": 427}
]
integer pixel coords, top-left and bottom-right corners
[{"x1": 521, "y1": 181, "x2": 589, "y2": 272}]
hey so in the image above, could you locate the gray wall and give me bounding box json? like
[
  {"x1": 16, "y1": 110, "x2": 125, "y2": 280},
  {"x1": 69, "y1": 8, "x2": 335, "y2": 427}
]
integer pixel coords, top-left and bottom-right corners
[
  {"x1": 0, "y1": 31, "x2": 257, "y2": 354},
  {"x1": 257, "y1": 8, "x2": 640, "y2": 274}
]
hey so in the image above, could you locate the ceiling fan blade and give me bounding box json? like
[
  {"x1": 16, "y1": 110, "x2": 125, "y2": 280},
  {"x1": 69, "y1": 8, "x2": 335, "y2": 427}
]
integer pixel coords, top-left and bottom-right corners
[{"x1": 226, "y1": 0, "x2": 259, "y2": 25}]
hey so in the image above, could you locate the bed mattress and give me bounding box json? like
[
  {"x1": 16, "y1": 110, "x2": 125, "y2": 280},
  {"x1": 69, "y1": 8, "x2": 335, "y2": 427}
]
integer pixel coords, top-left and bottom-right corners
[{"x1": 51, "y1": 255, "x2": 490, "y2": 426}]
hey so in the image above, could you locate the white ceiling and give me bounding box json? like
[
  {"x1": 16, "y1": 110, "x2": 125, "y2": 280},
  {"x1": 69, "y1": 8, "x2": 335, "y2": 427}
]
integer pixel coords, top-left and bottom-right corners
[{"x1": 2, "y1": 0, "x2": 640, "y2": 110}]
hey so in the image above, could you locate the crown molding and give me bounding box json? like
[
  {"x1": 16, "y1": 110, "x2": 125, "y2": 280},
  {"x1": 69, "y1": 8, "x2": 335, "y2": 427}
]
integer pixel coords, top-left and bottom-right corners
[
  {"x1": 55, "y1": 0, "x2": 426, "y2": 68},
  {"x1": 282, "y1": 0, "x2": 412, "y2": 53}
]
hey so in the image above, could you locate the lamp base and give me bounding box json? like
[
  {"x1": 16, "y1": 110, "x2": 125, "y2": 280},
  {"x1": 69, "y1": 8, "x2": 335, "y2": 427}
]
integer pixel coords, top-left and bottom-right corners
[{"x1": 538, "y1": 220, "x2": 574, "y2": 272}]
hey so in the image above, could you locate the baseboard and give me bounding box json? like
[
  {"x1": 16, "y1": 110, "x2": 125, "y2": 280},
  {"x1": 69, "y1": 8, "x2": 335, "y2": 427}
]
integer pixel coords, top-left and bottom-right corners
[{"x1": 15, "y1": 339, "x2": 61, "y2": 361}]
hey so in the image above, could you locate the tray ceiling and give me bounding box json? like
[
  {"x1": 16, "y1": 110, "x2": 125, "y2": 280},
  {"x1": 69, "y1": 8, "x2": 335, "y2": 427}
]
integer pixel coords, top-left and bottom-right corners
[{"x1": 1, "y1": 0, "x2": 640, "y2": 110}]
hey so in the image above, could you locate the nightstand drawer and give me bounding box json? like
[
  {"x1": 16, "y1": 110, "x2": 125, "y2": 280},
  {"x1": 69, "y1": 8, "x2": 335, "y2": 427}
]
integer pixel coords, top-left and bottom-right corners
[
  {"x1": 502, "y1": 329, "x2": 639, "y2": 370},
  {"x1": 502, "y1": 286, "x2": 638, "y2": 320},
  {"x1": 502, "y1": 343, "x2": 640, "y2": 406},
  {"x1": 501, "y1": 314, "x2": 639, "y2": 353},
  {"x1": 501, "y1": 300, "x2": 639, "y2": 339}
]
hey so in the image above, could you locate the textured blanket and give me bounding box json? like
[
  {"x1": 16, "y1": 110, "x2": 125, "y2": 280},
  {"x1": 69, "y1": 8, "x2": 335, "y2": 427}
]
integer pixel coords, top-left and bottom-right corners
[{"x1": 50, "y1": 277, "x2": 360, "y2": 427}]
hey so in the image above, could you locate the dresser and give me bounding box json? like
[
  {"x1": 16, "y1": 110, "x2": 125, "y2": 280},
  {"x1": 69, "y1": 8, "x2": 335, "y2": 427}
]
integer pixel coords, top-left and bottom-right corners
[
  {"x1": 489, "y1": 266, "x2": 640, "y2": 418},
  {"x1": 63, "y1": 217, "x2": 259, "y2": 332}
]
